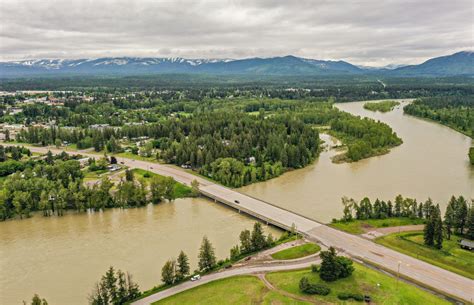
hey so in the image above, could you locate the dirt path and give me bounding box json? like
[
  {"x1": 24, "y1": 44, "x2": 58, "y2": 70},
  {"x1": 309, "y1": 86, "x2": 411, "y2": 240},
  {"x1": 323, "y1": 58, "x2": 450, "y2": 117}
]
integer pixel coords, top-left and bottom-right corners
[
  {"x1": 361, "y1": 225, "x2": 424, "y2": 240},
  {"x1": 257, "y1": 273, "x2": 327, "y2": 305}
]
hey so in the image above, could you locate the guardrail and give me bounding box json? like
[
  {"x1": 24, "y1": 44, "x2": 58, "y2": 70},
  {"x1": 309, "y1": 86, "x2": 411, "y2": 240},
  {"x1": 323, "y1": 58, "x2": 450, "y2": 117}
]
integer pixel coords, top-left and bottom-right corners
[{"x1": 200, "y1": 189, "x2": 307, "y2": 234}]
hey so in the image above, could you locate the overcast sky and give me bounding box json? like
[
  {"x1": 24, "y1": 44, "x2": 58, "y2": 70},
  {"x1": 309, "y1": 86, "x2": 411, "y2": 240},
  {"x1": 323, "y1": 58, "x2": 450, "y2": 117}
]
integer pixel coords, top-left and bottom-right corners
[{"x1": 0, "y1": 0, "x2": 472, "y2": 66}]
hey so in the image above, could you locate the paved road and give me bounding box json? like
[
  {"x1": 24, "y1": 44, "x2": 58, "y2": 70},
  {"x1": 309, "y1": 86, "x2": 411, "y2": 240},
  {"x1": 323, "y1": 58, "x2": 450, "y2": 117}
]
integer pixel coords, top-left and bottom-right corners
[
  {"x1": 6, "y1": 144, "x2": 474, "y2": 303},
  {"x1": 133, "y1": 258, "x2": 321, "y2": 305}
]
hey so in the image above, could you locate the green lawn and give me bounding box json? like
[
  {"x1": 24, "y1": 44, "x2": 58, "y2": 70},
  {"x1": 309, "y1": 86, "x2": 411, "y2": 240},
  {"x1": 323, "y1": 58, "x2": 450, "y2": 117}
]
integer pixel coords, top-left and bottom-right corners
[
  {"x1": 271, "y1": 243, "x2": 321, "y2": 260},
  {"x1": 266, "y1": 263, "x2": 450, "y2": 305},
  {"x1": 376, "y1": 231, "x2": 474, "y2": 280},
  {"x1": 330, "y1": 217, "x2": 425, "y2": 234},
  {"x1": 153, "y1": 264, "x2": 449, "y2": 305},
  {"x1": 132, "y1": 168, "x2": 193, "y2": 198},
  {"x1": 152, "y1": 275, "x2": 312, "y2": 305}
]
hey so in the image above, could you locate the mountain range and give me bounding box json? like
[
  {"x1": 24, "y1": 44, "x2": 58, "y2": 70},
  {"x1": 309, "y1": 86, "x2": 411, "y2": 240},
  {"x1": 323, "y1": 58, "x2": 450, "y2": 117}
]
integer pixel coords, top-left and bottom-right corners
[{"x1": 0, "y1": 51, "x2": 472, "y2": 77}]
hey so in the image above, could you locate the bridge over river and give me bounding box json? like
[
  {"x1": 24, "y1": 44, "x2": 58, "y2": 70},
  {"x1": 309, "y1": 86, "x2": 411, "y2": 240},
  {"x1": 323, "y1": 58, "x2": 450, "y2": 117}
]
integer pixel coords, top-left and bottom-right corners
[{"x1": 5, "y1": 144, "x2": 474, "y2": 303}]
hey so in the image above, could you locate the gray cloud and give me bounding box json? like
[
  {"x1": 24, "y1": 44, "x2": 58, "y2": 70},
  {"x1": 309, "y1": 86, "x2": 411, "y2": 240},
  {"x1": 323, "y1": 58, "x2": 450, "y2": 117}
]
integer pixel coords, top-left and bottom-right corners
[{"x1": 0, "y1": 0, "x2": 472, "y2": 66}]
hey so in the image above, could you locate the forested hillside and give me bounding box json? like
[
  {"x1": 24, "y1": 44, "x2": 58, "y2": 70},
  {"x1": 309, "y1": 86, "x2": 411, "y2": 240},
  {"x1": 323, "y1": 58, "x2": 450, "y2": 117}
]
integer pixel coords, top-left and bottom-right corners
[{"x1": 403, "y1": 96, "x2": 473, "y2": 138}]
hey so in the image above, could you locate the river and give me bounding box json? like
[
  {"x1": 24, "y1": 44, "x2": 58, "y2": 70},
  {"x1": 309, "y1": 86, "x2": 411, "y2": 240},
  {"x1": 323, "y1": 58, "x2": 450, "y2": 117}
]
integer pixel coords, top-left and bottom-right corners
[
  {"x1": 1, "y1": 99, "x2": 472, "y2": 304},
  {"x1": 0, "y1": 198, "x2": 281, "y2": 305},
  {"x1": 241, "y1": 99, "x2": 473, "y2": 222}
]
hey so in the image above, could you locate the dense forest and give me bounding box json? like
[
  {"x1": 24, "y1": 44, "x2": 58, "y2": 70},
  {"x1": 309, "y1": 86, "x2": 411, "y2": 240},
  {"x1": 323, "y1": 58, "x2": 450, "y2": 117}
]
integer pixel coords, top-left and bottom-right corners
[
  {"x1": 10, "y1": 97, "x2": 403, "y2": 186},
  {"x1": 403, "y1": 96, "x2": 473, "y2": 138},
  {"x1": 1, "y1": 75, "x2": 473, "y2": 102},
  {"x1": 0, "y1": 149, "x2": 192, "y2": 221}
]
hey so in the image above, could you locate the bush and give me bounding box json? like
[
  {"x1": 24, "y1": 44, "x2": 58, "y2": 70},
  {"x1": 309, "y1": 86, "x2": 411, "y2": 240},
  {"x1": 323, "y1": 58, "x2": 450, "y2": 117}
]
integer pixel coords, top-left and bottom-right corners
[
  {"x1": 299, "y1": 277, "x2": 330, "y2": 295},
  {"x1": 337, "y1": 292, "x2": 364, "y2": 302},
  {"x1": 278, "y1": 232, "x2": 289, "y2": 241},
  {"x1": 320, "y1": 247, "x2": 354, "y2": 282},
  {"x1": 143, "y1": 172, "x2": 151, "y2": 178},
  {"x1": 311, "y1": 264, "x2": 320, "y2": 273}
]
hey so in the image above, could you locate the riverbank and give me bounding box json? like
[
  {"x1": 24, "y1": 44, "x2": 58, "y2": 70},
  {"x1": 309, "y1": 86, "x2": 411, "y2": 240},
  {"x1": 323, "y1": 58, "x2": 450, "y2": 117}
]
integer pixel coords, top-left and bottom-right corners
[
  {"x1": 330, "y1": 217, "x2": 425, "y2": 234},
  {"x1": 376, "y1": 231, "x2": 474, "y2": 280},
  {"x1": 150, "y1": 263, "x2": 450, "y2": 305}
]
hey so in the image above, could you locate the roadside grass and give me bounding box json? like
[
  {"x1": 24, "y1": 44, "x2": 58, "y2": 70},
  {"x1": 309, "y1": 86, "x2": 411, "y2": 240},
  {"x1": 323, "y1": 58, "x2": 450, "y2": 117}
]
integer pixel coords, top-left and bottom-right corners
[
  {"x1": 152, "y1": 276, "x2": 267, "y2": 305},
  {"x1": 330, "y1": 217, "x2": 425, "y2": 234},
  {"x1": 376, "y1": 231, "x2": 474, "y2": 280},
  {"x1": 152, "y1": 275, "x2": 312, "y2": 305},
  {"x1": 271, "y1": 243, "x2": 321, "y2": 260},
  {"x1": 132, "y1": 234, "x2": 300, "y2": 303},
  {"x1": 266, "y1": 263, "x2": 450, "y2": 305},
  {"x1": 131, "y1": 168, "x2": 192, "y2": 198},
  {"x1": 151, "y1": 263, "x2": 449, "y2": 305}
]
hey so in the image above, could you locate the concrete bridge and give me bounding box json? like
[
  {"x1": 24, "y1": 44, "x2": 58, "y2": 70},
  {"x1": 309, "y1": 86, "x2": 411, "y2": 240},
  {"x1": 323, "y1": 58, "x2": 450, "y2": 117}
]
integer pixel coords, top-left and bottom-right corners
[{"x1": 4, "y1": 144, "x2": 474, "y2": 303}]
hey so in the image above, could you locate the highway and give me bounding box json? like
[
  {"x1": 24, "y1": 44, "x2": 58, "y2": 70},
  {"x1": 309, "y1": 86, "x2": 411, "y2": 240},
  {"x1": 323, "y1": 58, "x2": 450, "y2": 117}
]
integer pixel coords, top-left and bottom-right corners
[{"x1": 6, "y1": 144, "x2": 474, "y2": 303}]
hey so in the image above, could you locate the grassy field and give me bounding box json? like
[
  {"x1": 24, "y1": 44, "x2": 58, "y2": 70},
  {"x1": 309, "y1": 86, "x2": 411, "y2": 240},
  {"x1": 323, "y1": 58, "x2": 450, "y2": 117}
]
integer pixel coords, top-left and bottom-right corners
[
  {"x1": 266, "y1": 263, "x2": 450, "y2": 305},
  {"x1": 330, "y1": 217, "x2": 425, "y2": 234},
  {"x1": 363, "y1": 100, "x2": 400, "y2": 112},
  {"x1": 152, "y1": 275, "x2": 312, "y2": 305},
  {"x1": 271, "y1": 243, "x2": 321, "y2": 260},
  {"x1": 152, "y1": 264, "x2": 449, "y2": 305},
  {"x1": 376, "y1": 231, "x2": 474, "y2": 279},
  {"x1": 116, "y1": 151, "x2": 158, "y2": 162},
  {"x1": 132, "y1": 168, "x2": 193, "y2": 198}
]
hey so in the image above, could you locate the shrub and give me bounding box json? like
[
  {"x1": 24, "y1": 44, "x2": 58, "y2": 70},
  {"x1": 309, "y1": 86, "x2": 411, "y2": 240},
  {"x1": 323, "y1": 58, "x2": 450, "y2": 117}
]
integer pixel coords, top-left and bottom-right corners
[
  {"x1": 338, "y1": 292, "x2": 350, "y2": 300},
  {"x1": 143, "y1": 172, "x2": 151, "y2": 178},
  {"x1": 337, "y1": 292, "x2": 364, "y2": 302},
  {"x1": 320, "y1": 247, "x2": 354, "y2": 282},
  {"x1": 299, "y1": 277, "x2": 331, "y2": 295},
  {"x1": 278, "y1": 232, "x2": 289, "y2": 241},
  {"x1": 311, "y1": 264, "x2": 320, "y2": 273}
]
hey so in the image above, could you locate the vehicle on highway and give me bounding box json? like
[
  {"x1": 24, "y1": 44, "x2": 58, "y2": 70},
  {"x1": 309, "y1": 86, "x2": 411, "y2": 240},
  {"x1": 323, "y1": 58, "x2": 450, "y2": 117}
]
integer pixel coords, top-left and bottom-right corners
[
  {"x1": 190, "y1": 274, "x2": 201, "y2": 281},
  {"x1": 234, "y1": 200, "x2": 240, "y2": 204}
]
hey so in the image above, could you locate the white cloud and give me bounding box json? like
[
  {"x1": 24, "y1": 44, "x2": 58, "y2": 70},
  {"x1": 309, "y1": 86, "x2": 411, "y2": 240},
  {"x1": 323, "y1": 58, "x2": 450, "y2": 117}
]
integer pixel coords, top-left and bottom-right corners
[{"x1": 0, "y1": 0, "x2": 472, "y2": 66}]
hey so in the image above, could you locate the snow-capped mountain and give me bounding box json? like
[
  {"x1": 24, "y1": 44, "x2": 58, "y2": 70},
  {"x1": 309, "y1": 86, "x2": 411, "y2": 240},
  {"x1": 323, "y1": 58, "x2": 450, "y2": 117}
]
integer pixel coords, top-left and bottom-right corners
[{"x1": 0, "y1": 51, "x2": 472, "y2": 77}]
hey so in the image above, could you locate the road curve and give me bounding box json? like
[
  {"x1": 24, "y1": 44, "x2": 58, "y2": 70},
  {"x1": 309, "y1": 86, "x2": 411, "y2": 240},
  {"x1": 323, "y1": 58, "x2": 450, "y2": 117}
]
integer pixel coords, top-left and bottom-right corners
[
  {"x1": 132, "y1": 258, "x2": 321, "y2": 305},
  {"x1": 5, "y1": 143, "x2": 474, "y2": 303}
]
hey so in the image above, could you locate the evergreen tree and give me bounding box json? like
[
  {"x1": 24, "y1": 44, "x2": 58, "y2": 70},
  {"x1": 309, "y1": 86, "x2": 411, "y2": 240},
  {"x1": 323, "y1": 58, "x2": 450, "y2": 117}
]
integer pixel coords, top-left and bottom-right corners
[
  {"x1": 161, "y1": 260, "x2": 176, "y2": 285},
  {"x1": 424, "y1": 205, "x2": 435, "y2": 246},
  {"x1": 251, "y1": 222, "x2": 267, "y2": 251},
  {"x1": 454, "y1": 196, "x2": 468, "y2": 234},
  {"x1": 434, "y1": 205, "x2": 444, "y2": 249},
  {"x1": 466, "y1": 204, "x2": 474, "y2": 240},
  {"x1": 198, "y1": 236, "x2": 216, "y2": 271},
  {"x1": 239, "y1": 229, "x2": 252, "y2": 254},
  {"x1": 176, "y1": 251, "x2": 190, "y2": 281},
  {"x1": 319, "y1": 247, "x2": 338, "y2": 282},
  {"x1": 444, "y1": 197, "x2": 456, "y2": 240}
]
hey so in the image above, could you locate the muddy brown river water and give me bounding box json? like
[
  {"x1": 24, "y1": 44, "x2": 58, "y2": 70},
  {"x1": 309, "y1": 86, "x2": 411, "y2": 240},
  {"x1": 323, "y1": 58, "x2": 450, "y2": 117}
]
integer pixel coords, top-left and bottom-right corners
[{"x1": 1, "y1": 99, "x2": 472, "y2": 304}]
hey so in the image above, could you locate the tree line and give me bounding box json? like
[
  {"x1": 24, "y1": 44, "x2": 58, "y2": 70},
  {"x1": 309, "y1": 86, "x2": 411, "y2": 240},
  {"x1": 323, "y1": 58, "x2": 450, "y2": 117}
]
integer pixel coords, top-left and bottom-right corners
[
  {"x1": 159, "y1": 222, "x2": 289, "y2": 287},
  {"x1": 403, "y1": 96, "x2": 473, "y2": 138},
  {"x1": 0, "y1": 152, "x2": 190, "y2": 221},
  {"x1": 335, "y1": 194, "x2": 474, "y2": 249},
  {"x1": 16, "y1": 109, "x2": 320, "y2": 187}
]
